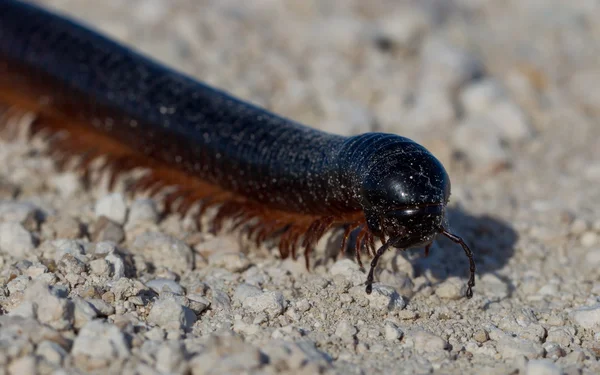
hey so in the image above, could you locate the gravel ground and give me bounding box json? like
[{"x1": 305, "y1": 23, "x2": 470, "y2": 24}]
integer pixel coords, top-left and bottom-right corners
[{"x1": 1, "y1": 0, "x2": 600, "y2": 374}]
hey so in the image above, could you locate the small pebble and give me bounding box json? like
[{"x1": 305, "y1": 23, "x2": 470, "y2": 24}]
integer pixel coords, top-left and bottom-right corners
[
  {"x1": 473, "y1": 330, "x2": 489, "y2": 343},
  {"x1": 351, "y1": 284, "x2": 406, "y2": 311},
  {"x1": 570, "y1": 219, "x2": 588, "y2": 235},
  {"x1": 242, "y1": 291, "x2": 285, "y2": 319},
  {"x1": 209, "y1": 251, "x2": 251, "y2": 273},
  {"x1": 94, "y1": 193, "x2": 128, "y2": 225},
  {"x1": 88, "y1": 258, "x2": 110, "y2": 276},
  {"x1": 72, "y1": 320, "x2": 130, "y2": 361},
  {"x1": 335, "y1": 319, "x2": 357, "y2": 342},
  {"x1": 384, "y1": 321, "x2": 403, "y2": 341},
  {"x1": 187, "y1": 294, "x2": 210, "y2": 314},
  {"x1": 189, "y1": 335, "x2": 266, "y2": 375},
  {"x1": 233, "y1": 283, "x2": 262, "y2": 304},
  {"x1": 0, "y1": 222, "x2": 35, "y2": 258},
  {"x1": 42, "y1": 216, "x2": 82, "y2": 240},
  {"x1": 495, "y1": 336, "x2": 544, "y2": 360},
  {"x1": 460, "y1": 78, "x2": 506, "y2": 115},
  {"x1": 525, "y1": 359, "x2": 562, "y2": 375},
  {"x1": 7, "y1": 355, "x2": 37, "y2": 375},
  {"x1": 127, "y1": 199, "x2": 159, "y2": 226},
  {"x1": 147, "y1": 295, "x2": 197, "y2": 331},
  {"x1": 408, "y1": 329, "x2": 448, "y2": 353},
  {"x1": 0, "y1": 201, "x2": 40, "y2": 224},
  {"x1": 23, "y1": 281, "x2": 73, "y2": 330},
  {"x1": 130, "y1": 232, "x2": 193, "y2": 274},
  {"x1": 36, "y1": 340, "x2": 67, "y2": 365},
  {"x1": 570, "y1": 304, "x2": 600, "y2": 329},
  {"x1": 435, "y1": 277, "x2": 466, "y2": 300},
  {"x1": 105, "y1": 252, "x2": 126, "y2": 280},
  {"x1": 86, "y1": 298, "x2": 115, "y2": 316},
  {"x1": 147, "y1": 278, "x2": 185, "y2": 295},
  {"x1": 580, "y1": 232, "x2": 598, "y2": 247},
  {"x1": 72, "y1": 297, "x2": 99, "y2": 329},
  {"x1": 90, "y1": 216, "x2": 125, "y2": 243}
]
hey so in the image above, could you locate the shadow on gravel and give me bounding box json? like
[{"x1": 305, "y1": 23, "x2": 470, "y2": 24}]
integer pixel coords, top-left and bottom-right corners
[{"x1": 403, "y1": 207, "x2": 518, "y2": 297}]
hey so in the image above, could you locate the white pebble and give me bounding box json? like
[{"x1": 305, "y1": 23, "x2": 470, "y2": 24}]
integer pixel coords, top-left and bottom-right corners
[
  {"x1": 580, "y1": 232, "x2": 598, "y2": 247},
  {"x1": 36, "y1": 340, "x2": 67, "y2": 365},
  {"x1": 23, "y1": 281, "x2": 72, "y2": 330},
  {"x1": 72, "y1": 297, "x2": 99, "y2": 329},
  {"x1": 209, "y1": 251, "x2": 251, "y2": 273},
  {"x1": 384, "y1": 321, "x2": 403, "y2": 341},
  {"x1": 435, "y1": 277, "x2": 466, "y2": 300},
  {"x1": 487, "y1": 100, "x2": 533, "y2": 142},
  {"x1": 72, "y1": 320, "x2": 130, "y2": 360},
  {"x1": 420, "y1": 37, "x2": 483, "y2": 90},
  {"x1": 94, "y1": 193, "x2": 128, "y2": 225},
  {"x1": 105, "y1": 252, "x2": 126, "y2": 280},
  {"x1": 9, "y1": 300, "x2": 36, "y2": 319},
  {"x1": 49, "y1": 172, "x2": 82, "y2": 197},
  {"x1": 364, "y1": 285, "x2": 407, "y2": 310},
  {"x1": 335, "y1": 319, "x2": 357, "y2": 342},
  {"x1": 460, "y1": 78, "x2": 507, "y2": 115},
  {"x1": 481, "y1": 273, "x2": 509, "y2": 299},
  {"x1": 408, "y1": 329, "x2": 448, "y2": 353},
  {"x1": 7, "y1": 275, "x2": 31, "y2": 295},
  {"x1": 0, "y1": 201, "x2": 40, "y2": 224},
  {"x1": 130, "y1": 232, "x2": 193, "y2": 274},
  {"x1": 570, "y1": 304, "x2": 600, "y2": 329},
  {"x1": 7, "y1": 355, "x2": 36, "y2": 375},
  {"x1": 570, "y1": 218, "x2": 589, "y2": 235},
  {"x1": 147, "y1": 295, "x2": 197, "y2": 331},
  {"x1": 495, "y1": 336, "x2": 544, "y2": 360},
  {"x1": 86, "y1": 298, "x2": 115, "y2": 316},
  {"x1": 242, "y1": 291, "x2": 285, "y2": 318},
  {"x1": 127, "y1": 199, "x2": 159, "y2": 226},
  {"x1": 0, "y1": 222, "x2": 34, "y2": 258},
  {"x1": 233, "y1": 283, "x2": 262, "y2": 304},
  {"x1": 147, "y1": 278, "x2": 185, "y2": 295},
  {"x1": 525, "y1": 359, "x2": 562, "y2": 375},
  {"x1": 155, "y1": 341, "x2": 186, "y2": 374},
  {"x1": 89, "y1": 259, "x2": 110, "y2": 276},
  {"x1": 453, "y1": 116, "x2": 509, "y2": 170}
]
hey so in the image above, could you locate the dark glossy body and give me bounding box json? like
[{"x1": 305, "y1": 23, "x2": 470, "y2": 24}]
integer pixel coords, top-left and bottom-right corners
[
  {"x1": 0, "y1": 0, "x2": 474, "y2": 297},
  {"x1": 0, "y1": 0, "x2": 449, "y2": 219}
]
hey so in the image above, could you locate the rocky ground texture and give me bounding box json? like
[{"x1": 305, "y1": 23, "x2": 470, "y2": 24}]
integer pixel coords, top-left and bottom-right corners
[{"x1": 1, "y1": 0, "x2": 600, "y2": 374}]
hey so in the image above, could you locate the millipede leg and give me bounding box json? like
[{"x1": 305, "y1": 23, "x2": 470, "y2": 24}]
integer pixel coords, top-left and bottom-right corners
[
  {"x1": 365, "y1": 239, "x2": 394, "y2": 294},
  {"x1": 441, "y1": 229, "x2": 476, "y2": 298}
]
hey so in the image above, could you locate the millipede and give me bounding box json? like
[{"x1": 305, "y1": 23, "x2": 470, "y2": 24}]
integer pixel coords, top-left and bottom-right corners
[{"x1": 0, "y1": 0, "x2": 476, "y2": 298}]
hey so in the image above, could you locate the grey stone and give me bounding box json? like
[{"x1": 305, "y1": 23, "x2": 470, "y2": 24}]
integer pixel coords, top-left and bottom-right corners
[
  {"x1": 147, "y1": 278, "x2": 185, "y2": 295},
  {"x1": 0, "y1": 222, "x2": 34, "y2": 258},
  {"x1": 525, "y1": 359, "x2": 562, "y2": 375},
  {"x1": 127, "y1": 199, "x2": 159, "y2": 226},
  {"x1": 72, "y1": 320, "x2": 130, "y2": 360},
  {"x1": 130, "y1": 232, "x2": 193, "y2": 274},
  {"x1": 147, "y1": 295, "x2": 197, "y2": 331},
  {"x1": 570, "y1": 304, "x2": 600, "y2": 329},
  {"x1": 233, "y1": 283, "x2": 262, "y2": 304},
  {"x1": 242, "y1": 291, "x2": 285, "y2": 319},
  {"x1": 335, "y1": 319, "x2": 357, "y2": 342},
  {"x1": 208, "y1": 251, "x2": 251, "y2": 273},
  {"x1": 94, "y1": 193, "x2": 128, "y2": 225}
]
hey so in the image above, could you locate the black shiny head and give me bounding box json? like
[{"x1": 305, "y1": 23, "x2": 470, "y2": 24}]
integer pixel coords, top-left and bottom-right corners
[
  {"x1": 360, "y1": 145, "x2": 451, "y2": 243},
  {"x1": 358, "y1": 137, "x2": 475, "y2": 298}
]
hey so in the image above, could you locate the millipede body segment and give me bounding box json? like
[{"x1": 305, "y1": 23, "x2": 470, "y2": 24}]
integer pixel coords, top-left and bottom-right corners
[{"x1": 0, "y1": 0, "x2": 475, "y2": 298}]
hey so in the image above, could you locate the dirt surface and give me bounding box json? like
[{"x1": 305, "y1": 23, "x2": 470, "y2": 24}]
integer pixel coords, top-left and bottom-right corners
[{"x1": 1, "y1": 0, "x2": 599, "y2": 374}]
